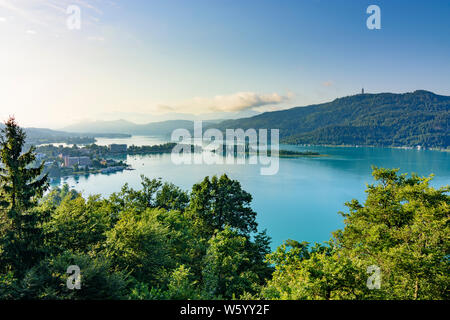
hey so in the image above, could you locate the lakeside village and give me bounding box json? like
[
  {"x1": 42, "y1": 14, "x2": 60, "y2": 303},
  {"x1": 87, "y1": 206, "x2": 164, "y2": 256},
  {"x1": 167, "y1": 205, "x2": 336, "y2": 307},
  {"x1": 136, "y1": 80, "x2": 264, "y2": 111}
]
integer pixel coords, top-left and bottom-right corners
[
  {"x1": 34, "y1": 140, "x2": 323, "y2": 181},
  {"x1": 35, "y1": 142, "x2": 180, "y2": 180}
]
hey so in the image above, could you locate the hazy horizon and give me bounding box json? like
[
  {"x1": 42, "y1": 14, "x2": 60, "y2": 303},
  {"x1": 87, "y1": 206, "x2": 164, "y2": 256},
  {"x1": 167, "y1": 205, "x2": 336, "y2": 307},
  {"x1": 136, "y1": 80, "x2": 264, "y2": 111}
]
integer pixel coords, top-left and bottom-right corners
[{"x1": 17, "y1": 88, "x2": 448, "y2": 131}]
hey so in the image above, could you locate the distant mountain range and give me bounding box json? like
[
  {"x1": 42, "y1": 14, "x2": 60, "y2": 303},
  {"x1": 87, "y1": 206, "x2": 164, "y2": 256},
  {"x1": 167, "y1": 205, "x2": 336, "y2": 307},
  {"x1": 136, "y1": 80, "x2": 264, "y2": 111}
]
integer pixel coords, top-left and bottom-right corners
[
  {"x1": 213, "y1": 90, "x2": 449, "y2": 148},
  {"x1": 62, "y1": 119, "x2": 192, "y2": 136},
  {"x1": 3, "y1": 90, "x2": 448, "y2": 148},
  {"x1": 0, "y1": 124, "x2": 77, "y2": 140},
  {"x1": 62, "y1": 119, "x2": 221, "y2": 137},
  {"x1": 0, "y1": 123, "x2": 130, "y2": 146}
]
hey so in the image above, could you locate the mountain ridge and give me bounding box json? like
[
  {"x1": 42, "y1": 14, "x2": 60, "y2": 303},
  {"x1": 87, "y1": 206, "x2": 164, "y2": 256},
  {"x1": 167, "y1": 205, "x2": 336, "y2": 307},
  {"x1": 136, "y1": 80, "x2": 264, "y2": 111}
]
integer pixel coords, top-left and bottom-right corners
[
  {"x1": 62, "y1": 119, "x2": 226, "y2": 136},
  {"x1": 212, "y1": 90, "x2": 449, "y2": 148},
  {"x1": 62, "y1": 119, "x2": 195, "y2": 136},
  {"x1": 6, "y1": 90, "x2": 448, "y2": 148}
]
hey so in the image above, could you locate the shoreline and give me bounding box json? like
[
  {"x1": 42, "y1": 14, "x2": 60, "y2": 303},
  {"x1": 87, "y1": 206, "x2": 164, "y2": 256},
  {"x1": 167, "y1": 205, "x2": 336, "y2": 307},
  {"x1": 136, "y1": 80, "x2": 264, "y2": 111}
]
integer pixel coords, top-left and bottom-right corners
[{"x1": 283, "y1": 143, "x2": 450, "y2": 152}]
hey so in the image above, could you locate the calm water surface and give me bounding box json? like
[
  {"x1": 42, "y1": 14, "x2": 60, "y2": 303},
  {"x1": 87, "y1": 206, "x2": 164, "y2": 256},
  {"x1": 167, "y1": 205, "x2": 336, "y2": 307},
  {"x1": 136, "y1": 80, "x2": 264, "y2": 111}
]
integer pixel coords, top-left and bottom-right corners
[{"x1": 52, "y1": 136, "x2": 450, "y2": 248}]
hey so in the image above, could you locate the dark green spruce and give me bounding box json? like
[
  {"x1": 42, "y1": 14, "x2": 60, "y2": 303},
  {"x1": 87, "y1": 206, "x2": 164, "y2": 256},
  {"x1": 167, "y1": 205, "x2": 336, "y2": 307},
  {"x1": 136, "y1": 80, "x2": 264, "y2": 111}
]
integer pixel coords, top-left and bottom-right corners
[{"x1": 0, "y1": 117, "x2": 49, "y2": 276}]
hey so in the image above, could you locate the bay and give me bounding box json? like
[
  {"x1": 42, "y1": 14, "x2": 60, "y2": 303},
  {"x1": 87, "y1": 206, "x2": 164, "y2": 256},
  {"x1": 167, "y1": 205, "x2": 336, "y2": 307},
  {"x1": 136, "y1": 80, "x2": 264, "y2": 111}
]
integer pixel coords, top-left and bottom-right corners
[{"x1": 52, "y1": 136, "x2": 450, "y2": 248}]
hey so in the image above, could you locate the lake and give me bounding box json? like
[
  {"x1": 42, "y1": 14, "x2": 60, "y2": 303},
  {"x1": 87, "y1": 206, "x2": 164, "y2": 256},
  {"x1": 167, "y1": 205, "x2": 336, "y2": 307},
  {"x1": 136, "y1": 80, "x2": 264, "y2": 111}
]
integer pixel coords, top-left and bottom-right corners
[{"x1": 52, "y1": 136, "x2": 450, "y2": 249}]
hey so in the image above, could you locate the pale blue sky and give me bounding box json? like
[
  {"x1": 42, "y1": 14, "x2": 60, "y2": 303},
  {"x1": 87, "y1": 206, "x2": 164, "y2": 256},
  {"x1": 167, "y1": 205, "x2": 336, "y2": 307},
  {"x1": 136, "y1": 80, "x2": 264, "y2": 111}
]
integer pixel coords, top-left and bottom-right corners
[{"x1": 1, "y1": 0, "x2": 449, "y2": 127}]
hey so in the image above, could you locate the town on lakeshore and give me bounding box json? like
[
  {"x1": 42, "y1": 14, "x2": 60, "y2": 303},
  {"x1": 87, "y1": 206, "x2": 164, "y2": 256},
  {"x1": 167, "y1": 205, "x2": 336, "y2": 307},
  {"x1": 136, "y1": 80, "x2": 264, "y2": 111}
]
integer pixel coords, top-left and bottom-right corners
[{"x1": 35, "y1": 143, "x2": 180, "y2": 179}]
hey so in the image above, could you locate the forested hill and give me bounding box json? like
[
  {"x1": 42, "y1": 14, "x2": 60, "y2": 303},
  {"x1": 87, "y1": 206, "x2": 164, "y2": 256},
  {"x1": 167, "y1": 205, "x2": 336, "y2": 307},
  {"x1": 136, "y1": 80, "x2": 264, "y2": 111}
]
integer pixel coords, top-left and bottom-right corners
[{"x1": 214, "y1": 90, "x2": 450, "y2": 148}]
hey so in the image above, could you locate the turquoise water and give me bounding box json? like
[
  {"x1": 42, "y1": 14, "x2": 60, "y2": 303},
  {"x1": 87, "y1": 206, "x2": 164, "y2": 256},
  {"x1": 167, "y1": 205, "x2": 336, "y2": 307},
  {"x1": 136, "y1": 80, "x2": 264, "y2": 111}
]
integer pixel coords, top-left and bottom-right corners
[{"x1": 53, "y1": 136, "x2": 450, "y2": 248}]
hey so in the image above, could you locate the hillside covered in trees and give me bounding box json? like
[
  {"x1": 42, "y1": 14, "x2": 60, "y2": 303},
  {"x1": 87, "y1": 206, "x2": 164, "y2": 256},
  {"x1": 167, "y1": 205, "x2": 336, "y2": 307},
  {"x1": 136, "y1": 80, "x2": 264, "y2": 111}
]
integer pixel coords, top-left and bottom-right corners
[
  {"x1": 214, "y1": 90, "x2": 450, "y2": 148},
  {"x1": 0, "y1": 123, "x2": 130, "y2": 147},
  {"x1": 0, "y1": 118, "x2": 448, "y2": 300}
]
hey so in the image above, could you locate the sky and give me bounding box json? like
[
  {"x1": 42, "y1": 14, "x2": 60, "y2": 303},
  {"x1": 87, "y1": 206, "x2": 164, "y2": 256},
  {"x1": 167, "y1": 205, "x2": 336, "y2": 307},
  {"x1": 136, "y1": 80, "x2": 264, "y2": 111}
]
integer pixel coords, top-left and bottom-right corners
[{"x1": 1, "y1": 0, "x2": 449, "y2": 128}]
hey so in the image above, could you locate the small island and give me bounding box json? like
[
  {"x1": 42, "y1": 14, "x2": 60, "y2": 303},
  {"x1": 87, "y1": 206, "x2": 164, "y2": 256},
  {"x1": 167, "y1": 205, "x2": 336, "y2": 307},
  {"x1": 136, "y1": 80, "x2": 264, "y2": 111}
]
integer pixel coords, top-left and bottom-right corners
[
  {"x1": 277, "y1": 150, "x2": 322, "y2": 157},
  {"x1": 213, "y1": 144, "x2": 323, "y2": 158}
]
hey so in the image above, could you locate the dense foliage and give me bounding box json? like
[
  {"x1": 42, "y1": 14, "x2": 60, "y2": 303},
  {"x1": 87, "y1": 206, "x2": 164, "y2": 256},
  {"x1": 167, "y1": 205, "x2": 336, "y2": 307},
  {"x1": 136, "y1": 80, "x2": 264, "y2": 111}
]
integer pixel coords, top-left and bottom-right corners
[
  {"x1": 259, "y1": 167, "x2": 449, "y2": 300},
  {"x1": 215, "y1": 90, "x2": 450, "y2": 148},
  {"x1": 0, "y1": 118, "x2": 448, "y2": 300}
]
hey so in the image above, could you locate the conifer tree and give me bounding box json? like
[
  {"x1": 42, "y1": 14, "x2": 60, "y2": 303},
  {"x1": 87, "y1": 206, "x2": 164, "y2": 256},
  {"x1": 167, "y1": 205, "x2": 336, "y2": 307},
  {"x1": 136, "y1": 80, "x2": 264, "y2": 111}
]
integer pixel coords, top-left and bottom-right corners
[{"x1": 0, "y1": 117, "x2": 48, "y2": 275}]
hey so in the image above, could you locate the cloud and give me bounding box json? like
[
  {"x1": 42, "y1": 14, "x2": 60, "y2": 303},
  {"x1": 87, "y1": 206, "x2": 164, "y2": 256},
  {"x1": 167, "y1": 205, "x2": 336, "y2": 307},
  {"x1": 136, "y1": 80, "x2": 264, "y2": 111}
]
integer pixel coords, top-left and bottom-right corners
[
  {"x1": 0, "y1": 17, "x2": 6, "y2": 22},
  {"x1": 26, "y1": 29, "x2": 37, "y2": 34},
  {"x1": 155, "y1": 91, "x2": 294, "y2": 115}
]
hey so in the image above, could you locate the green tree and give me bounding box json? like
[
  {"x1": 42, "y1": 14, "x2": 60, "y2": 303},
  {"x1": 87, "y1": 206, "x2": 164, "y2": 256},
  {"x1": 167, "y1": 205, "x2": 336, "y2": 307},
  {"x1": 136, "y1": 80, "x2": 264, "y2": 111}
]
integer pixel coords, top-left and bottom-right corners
[
  {"x1": 165, "y1": 265, "x2": 200, "y2": 299},
  {"x1": 153, "y1": 208, "x2": 204, "y2": 274},
  {"x1": 40, "y1": 184, "x2": 79, "y2": 209},
  {"x1": 202, "y1": 227, "x2": 261, "y2": 299},
  {"x1": 155, "y1": 182, "x2": 189, "y2": 212},
  {"x1": 44, "y1": 194, "x2": 111, "y2": 255},
  {"x1": 261, "y1": 241, "x2": 364, "y2": 300},
  {"x1": 0, "y1": 117, "x2": 49, "y2": 275},
  {"x1": 18, "y1": 251, "x2": 128, "y2": 300},
  {"x1": 105, "y1": 208, "x2": 171, "y2": 285},
  {"x1": 260, "y1": 167, "x2": 449, "y2": 300},
  {"x1": 189, "y1": 174, "x2": 257, "y2": 237},
  {"x1": 0, "y1": 271, "x2": 18, "y2": 299},
  {"x1": 333, "y1": 167, "x2": 449, "y2": 299},
  {"x1": 108, "y1": 176, "x2": 189, "y2": 215}
]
